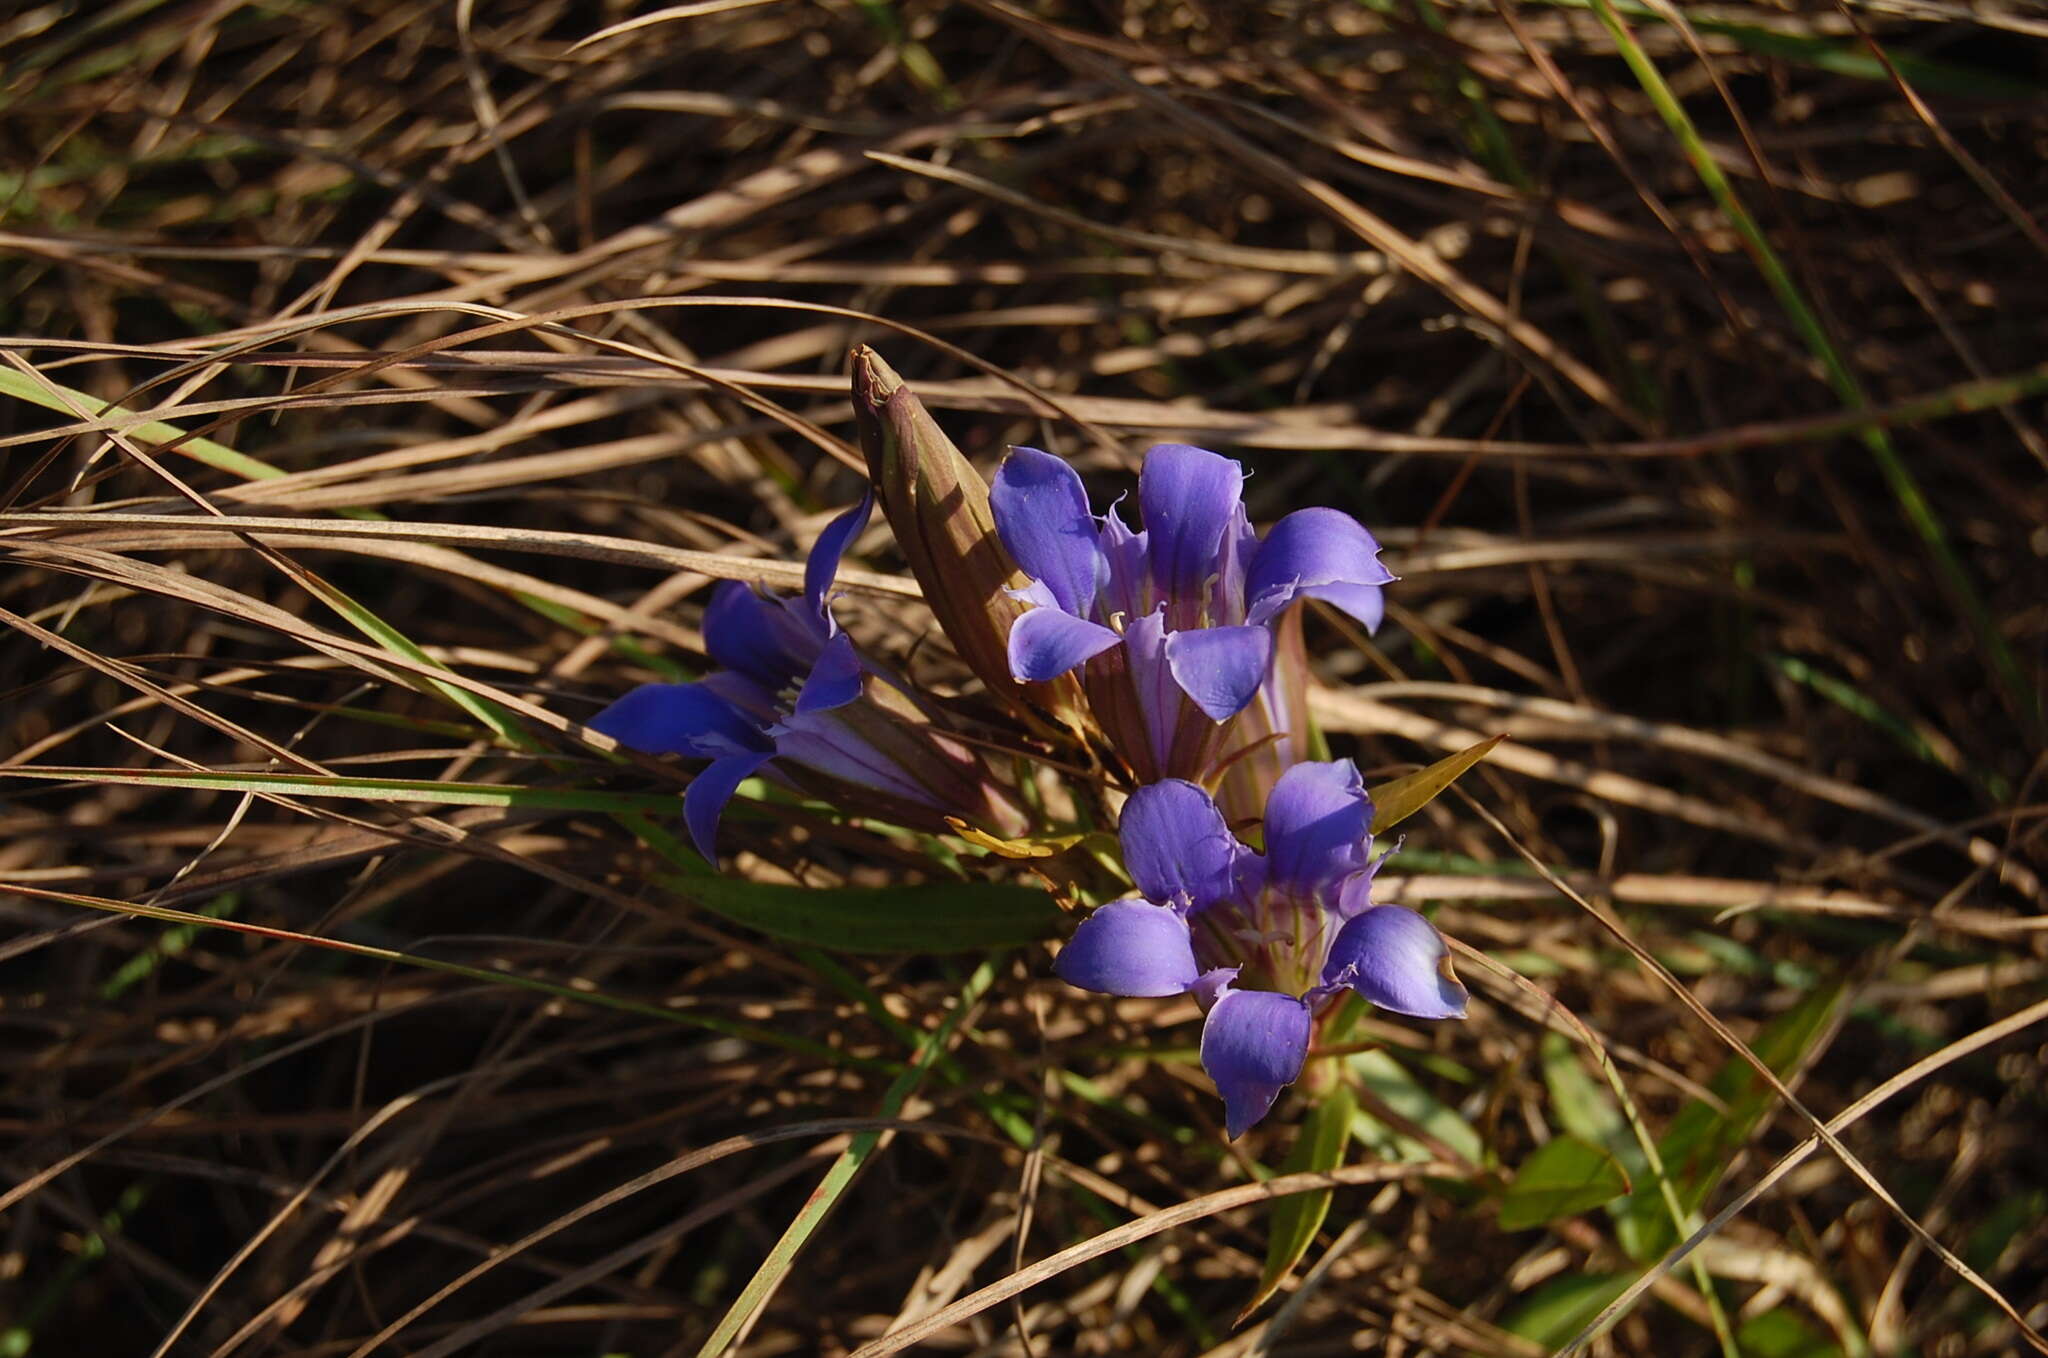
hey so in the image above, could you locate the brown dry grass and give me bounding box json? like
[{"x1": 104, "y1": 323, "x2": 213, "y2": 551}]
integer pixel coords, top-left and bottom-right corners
[{"x1": 2, "y1": 2, "x2": 2045, "y2": 1356}]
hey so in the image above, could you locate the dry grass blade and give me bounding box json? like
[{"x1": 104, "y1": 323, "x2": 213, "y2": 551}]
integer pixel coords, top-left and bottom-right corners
[
  {"x1": 846, "y1": 1161, "x2": 1458, "y2": 1357},
  {"x1": 5, "y1": 3, "x2": 2041, "y2": 1353}
]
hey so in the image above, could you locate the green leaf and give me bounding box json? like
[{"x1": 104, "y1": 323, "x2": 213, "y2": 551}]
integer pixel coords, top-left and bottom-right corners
[
  {"x1": 1503, "y1": 1272, "x2": 1636, "y2": 1345},
  {"x1": 1498, "y1": 1134, "x2": 1631, "y2": 1230},
  {"x1": 1736, "y1": 1308, "x2": 1843, "y2": 1358},
  {"x1": 1618, "y1": 983, "x2": 1845, "y2": 1259},
  {"x1": 1243, "y1": 1079, "x2": 1356, "y2": 1319},
  {"x1": 669, "y1": 875, "x2": 1062, "y2": 954},
  {"x1": 1369, "y1": 735, "x2": 1504, "y2": 833},
  {"x1": 1347, "y1": 1048, "x2": 1485, "y2": 1166}
]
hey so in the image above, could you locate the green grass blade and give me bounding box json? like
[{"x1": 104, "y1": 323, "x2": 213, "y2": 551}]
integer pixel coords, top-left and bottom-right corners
[{"x1": 1584, "y1": 0, "x2": 2035, "y2": 736}]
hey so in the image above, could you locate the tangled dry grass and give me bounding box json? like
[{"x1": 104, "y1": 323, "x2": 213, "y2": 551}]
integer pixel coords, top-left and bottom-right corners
[{"x1": 3, "y1": 2, "x2": 2045, "y2": 1355}]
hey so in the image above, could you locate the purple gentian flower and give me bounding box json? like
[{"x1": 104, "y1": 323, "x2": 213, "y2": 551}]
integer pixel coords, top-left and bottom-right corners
[
  {"x1": 990, "y1": 443, "x2": 1392, "y2": 783},
  {"x1": 1054, "y1": 760, "x2": 1466, "y2": 1138},
  {"x1": 590, "y1": 495, "x2": 1020, "y2": 858}
]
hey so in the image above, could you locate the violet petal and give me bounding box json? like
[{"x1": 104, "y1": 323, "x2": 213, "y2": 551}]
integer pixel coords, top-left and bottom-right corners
[
  {"x1": 1139, "y1": 444, "x2": 1245, "y2": 602},
  {"x1": 1200, "y1": 987, "x2": 1312, "y2": 1139},
  {"x1": 794, "y1": 632, "x2": 863, "y2": 714},
  {"x1": 1054, "y1": 899, "x2": 1200, "y2": 998},
  {"x1": 1119, "y1": 779, "x2": 1241, "y2": 909},
  {"x1": 1245, "y1": 507, "x2": 1395, "y2": 627},
  {"x1": 991, "y1": 446, "x2": 1105, "y2": 616},
  {"x1": 1262, "y1": 760, "x2": 1374, "y2": 892},
  {"x1": 589, "y1": 683, "x2": 768, "y2": 759},
  {"x1": 1322, "y1": 906, "x2": 1468, "y2": 1019},
  {"x1": 1163, "y1": 623, "x2": 1273, "y2": 722},
  {"x1": 683, "y1": 751, "x2": 775, "y2": 861},
  {"x1": 703, "y1": 580, "x2": 819, "y2": 690},
  {"x1": 803, "y1": 493, "x2": 875, "y2": 625},
  {"x1": 1007, "y1": 604, "x2": 1120, "y2": 682}
]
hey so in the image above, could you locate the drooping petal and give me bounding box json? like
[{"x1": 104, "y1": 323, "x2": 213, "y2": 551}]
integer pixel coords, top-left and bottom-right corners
[
  {"x1": 703, "y1": 581, "x2": 819, "y2": 690},
  {"x1": 1139, "y1": 444, "x2": 1245, "y2": 604},
  {"x1": 991, "y1": 447, "x2": 1105, "y2": 616},
  {"x1": 803, "y1": 493, "x2": 875, "y2": 626},
  {"x1": 1200, "y1": 986, "x2": 1312, "y2": 1139},
  {"x1": 588, "y1": 683, "x2": 769, "y2": 758},
  {"x1": 683, "y1": 751, "x2": 775, "y2": 861},
  {"x1": 1119, "y1": 779, "x2": 1241, "y2": 910},
  {"x1": 1322, "y1": 906, "x2": 1468, "y2": 1020},
  {"x1": 794, "y1": 632, "x2": 863, "y2": 714},
  {"x1": 1007, "y1": 603, "x2": 1121, "y2": 682},
  {"x1": 1245, "y1": 507, "x2": 1396, "y2": 627},
  {"x1": 1163, "y1": 623, "x2": 1273, "y2": 722},
  {"x1": 1053, "y1": 900, "x2": 1200, "y2": 997},
  {"x1": 1262, "y1": 759, "x2": 1374, "y2": 892}
]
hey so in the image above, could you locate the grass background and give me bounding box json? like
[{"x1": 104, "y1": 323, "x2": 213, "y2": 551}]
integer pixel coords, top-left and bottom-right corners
[{"x1": 2, "y1": 1, "x2": 2045, "y2": 1354}]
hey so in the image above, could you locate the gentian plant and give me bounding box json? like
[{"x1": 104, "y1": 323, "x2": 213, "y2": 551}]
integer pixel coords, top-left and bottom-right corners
[
  {"x1": 593, "y1": 347, "x2": 1488, "y2": 1163},
  {"x1": 1053, "y1": 761, "x2": 1467, "y2": 1137}
]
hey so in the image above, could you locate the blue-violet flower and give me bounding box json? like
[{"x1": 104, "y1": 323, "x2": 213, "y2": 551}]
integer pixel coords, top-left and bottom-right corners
[
  {"x1": 990, "y1": 443, "x2": 1392, "y2": 783},
  {"x1": 1054, "y1": 760, "x2": 1467, "y2": 1138},
  {"x1": 590, "y1": 495, "x2": 1023, "y2": 858}
]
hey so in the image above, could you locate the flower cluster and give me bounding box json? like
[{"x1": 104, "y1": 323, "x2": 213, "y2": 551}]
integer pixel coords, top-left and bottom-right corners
[
  {"x1": 584, "y1": 347, "x2": 1469, "y2": 1140},
  {"x1": 990, "y1": 442, "x2": 1392, "y2": 788},
  {"x1": 1055, "y1": 763, "x2": 1466, "y2": 1137}
]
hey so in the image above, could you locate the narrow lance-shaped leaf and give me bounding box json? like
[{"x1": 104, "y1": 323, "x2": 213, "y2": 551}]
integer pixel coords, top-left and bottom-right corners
[
  {"x1": 1369, "y1": 734, "x2": 1506, "y2": 833},
  {"x1": 1241, "y1": 1077, "x2": 1356, "y2": 1320}
]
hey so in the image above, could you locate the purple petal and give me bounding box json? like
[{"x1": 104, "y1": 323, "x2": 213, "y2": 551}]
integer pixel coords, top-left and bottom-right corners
[
  {"x1": 1007, "y1": 604, "x2": 1120, "y2": 682},
  {"x1": 1054, "y1": 900, "x2": 1199, "y2": 998},
  {"x1": 803, "y1": 494, "x2": 875, "y2": 625},
  {"x1": 1335, "y1": 862, "x2": 1384, "y2": 919},
  {"x1": 1296, "y1": 580, "x2": 1385, "y2": 633},
  {"x1": 703, "y1": 581, "x2": 820, "y2": 690},
  {"x1": 1163, "y1": 624, "x2": 1273, "y2": 722},
  {"x1": 683, "y1": 751, "x2": 774, "y2": 861},
  {"x1": 1097, "y1": 498, "x2": 1151, "y2": 621},
  {"x1": 1322, "y1": 906, "x2": 1468, "y2": 1019},
  {"x1": 589, "y1": 683, "x2": 768, "y2": 758},
  {"x1": 1119, "y1": 779, "x2": 1241, "y2": 910},
  {"x1": 1139, "y1": 444, "x2": 1244, "y2": 603},
  {"x1": 1200, "y1": 987, "x2": 1312, "y2": 1139},
  {"x1": 992, "y1": 447, "x2": 1105, "y2": 616},
  {"x1": 794, "y1": 632, "x2": 863, "y2": 714},
  {"x1": 1211, "y1": 502, "x2": 1258, "y2": 625},
  {"x1": 1245, "y1": 507, "x2": 1395, "y2": 628},
  {"x1": 1262, "y1": 760, "x2": 1373, "y2": 893}
]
